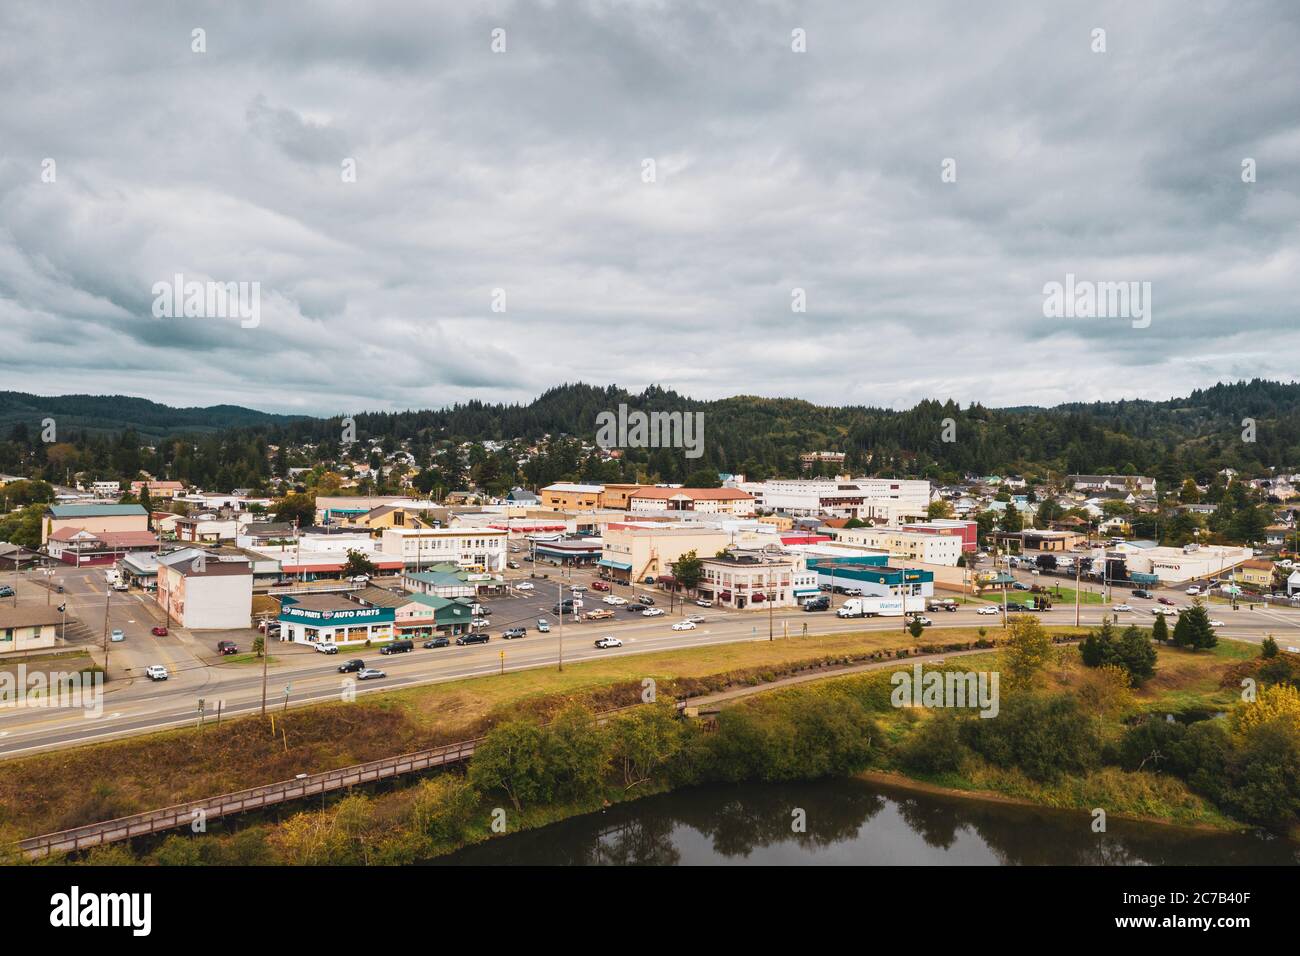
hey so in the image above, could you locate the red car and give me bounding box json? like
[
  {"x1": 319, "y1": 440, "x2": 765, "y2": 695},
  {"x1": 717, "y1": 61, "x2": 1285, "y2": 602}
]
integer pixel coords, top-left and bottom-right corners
[
  {"x1": 591, "y1": 581, "x2": 611, "y2": 592},
  {"x1": 151, "y1": 625, "x2": 168, "y2": 636}
]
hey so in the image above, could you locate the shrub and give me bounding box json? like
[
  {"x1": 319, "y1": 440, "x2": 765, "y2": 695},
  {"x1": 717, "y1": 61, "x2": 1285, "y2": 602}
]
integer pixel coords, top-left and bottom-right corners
[
  {"x1": 899, "y1": 712, "x2": 968, "y2": 775},
  {"x1": 960, "y1": 692, "x2": 1099, "y2": 783}
]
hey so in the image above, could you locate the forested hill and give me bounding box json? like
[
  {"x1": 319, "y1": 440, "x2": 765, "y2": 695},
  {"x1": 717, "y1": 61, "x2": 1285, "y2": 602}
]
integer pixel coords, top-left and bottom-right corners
[
  {"x1": 0, "y1": 392, "x2": 305, "y2": 441},
  {"x1": 3, "y1": 379, "x2": 1300, "y2": 485}
]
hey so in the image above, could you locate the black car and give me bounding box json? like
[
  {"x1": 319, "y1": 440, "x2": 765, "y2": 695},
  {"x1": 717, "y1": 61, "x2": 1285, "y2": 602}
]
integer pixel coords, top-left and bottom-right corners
[
  {"x1": 456, "y1": 632, "x2": 490, "y2": 645},
  {"x1": 802, "y1": 597, "x2": 830, "y2": 612},
  {"x1": 380, "y1": 639, "x2": 414, "y2": 655},
  {"x1": 501, "y1": 627, "x2": 527, "y2": 640},
  {"x1": 423, "y1": 636, "x2": 450, "y2": 649},
  {"x1": 551, "y1": 601, "x2": 575, "y2": 614},
  {"x1": 337, "y1": 659, "x2": 366, "y2": 673}
]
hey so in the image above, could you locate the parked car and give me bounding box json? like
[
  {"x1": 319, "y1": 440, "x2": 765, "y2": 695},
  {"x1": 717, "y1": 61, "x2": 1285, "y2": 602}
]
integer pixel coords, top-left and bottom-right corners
[
  {"x1": 642, "y1": 607, "x2": 665, "y2": 617},
  {"x1": 637, "y1": 595, "x2": 655, "y2": 606},
  {"x1": 604, "y1": 595, "x2": 628, "y2": 605},
  {"x1": 695, "y1": 599, "x2": 713, "y2": 608},
  {"x1": 356, "y1": 668, "x2": 386, "y2": 680},
  {"x1": 145, "y1": 664, "x2": 169, "y2": 681},
  {"x1": 424, "y1": 636, "x2": 450, "y2": 649},
  {"x1": 349, "y1": 575, "x2": 370, "y2": 585},
  {"x1": 585, "y1": 609, "x2": 614, "y2": 621},
  {"x1": 110, "y1": 629, "x2": 125, "y2": 643},
  {"x1": 594, "y1": 637, "x2": 623, "y2": 649},
  {"x1": 457, "y1": 632, "x2": 490, "y2": 645},
  {"x1": 338, "y1": 659, "x2": 366, "y2": 673},
  {"x1": 315, "y1": 642, "x2": 339, "y2": 655},
  {"x1": 977, "y1": 605, "x2": 1000, "y2": 615},
  {"x1": 570, "y1": 585, "x2": 588, "y2": 593},
  {"x1": 151, "y1": 625, "x2": 168, "y2": 637},
  {"x1": 671, "y1": 621, "x2": 697, "y2": 631},
  {"x1": 507, "y1": 561, "x2": 520, "y2": 570},
  {"x1": 217, "y1": 640, "x2": 239, "y2": 654},
  {"x1": 536, "y1": 618, "x2": 551, "y2": 632},
  {"x1": 1186, "y1": 586, "x2": 1201, "y2": 595},
  {"x1": 1013, "y1": 582, "x2": 1030, "y2": 591},
  {"x1": 501, "y1": 627, "x2": 527, "y2": 640},
  {"x1": 515, "y1": 582, "x2": 534, "y2": 591},
  {"x1": 380, "y1": 639, "x2": 414, "y2": 655},
  {"x1": 471, "y1": 618, "x2": 490, "y2": 628},
  {"x1": 0, "y1": 586, "x2": 14, "y2": 598},
  {"x1": 591, "y1": 581, "x2": 610, "y2": 592},
  {"x1": 1112, "y1": 604, "x2": 1133, "y2": 613}
]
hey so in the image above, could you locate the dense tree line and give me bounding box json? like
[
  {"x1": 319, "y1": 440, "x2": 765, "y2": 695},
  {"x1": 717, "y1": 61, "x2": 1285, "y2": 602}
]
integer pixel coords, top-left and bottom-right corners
[{"x1": 4, "y1": 379, "x2": 1300, "y2": 493}]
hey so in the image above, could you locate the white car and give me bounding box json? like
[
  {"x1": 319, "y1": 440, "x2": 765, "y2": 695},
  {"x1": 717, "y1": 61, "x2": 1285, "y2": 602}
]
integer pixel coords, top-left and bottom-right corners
[
  {"x1": 472, "y1": 617, "x2": 490, "y2": 628},
  {"x1": 110, "y1": 629, "x2": 125, "y2": 642},
  {"x1": 515, "y1": 582, "x2": 534, "y2": 591},
  {"x1": 604, "y1": 595, "x2": 628, "y2": 605},
  {"x1": 315, "y1": 642, "x2": 339, "y2": 654},
  {"x1": 671, "y1": 621, "x2": 697, "y2": 631},
  {"x1": 1186, "y1": 586, "x2": 1201, "y2": 595},
  {"x1": 642, "y1": 607, "x2": 665, "y2": 617},
  {"x1": 695, "y1": 599, "x2": 712, "y2": 608},
  {"x1": 1151, "y1": 607, "x2": 1175, "y2": 616},
  {"x1": 1209, "y1": 619, "x2": 1225, "y2": 627},
  {"x1": 594, "y1": 636, "x2": 622, "y2": 649},
  {"x1": 977, "y1": 605, "x2": 1000, "y2": 615},
  {"x1": 145, "y1": 664, "x2": 169, "y2": 681},
  {"x1": 1112, "y1": 604, "x2": 1132, "y2": 613},
  {"x1": 350, "y1": 575, "x2": 370, "y2": 585}
]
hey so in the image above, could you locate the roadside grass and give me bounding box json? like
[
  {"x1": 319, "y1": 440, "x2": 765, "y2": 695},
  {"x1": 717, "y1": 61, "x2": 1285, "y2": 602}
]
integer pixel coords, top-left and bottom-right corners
[
  {"x1": 0, "y1": 626, "x2": 976, "y2": 840},
  {"x1": 218, "y1": 654, "x2": 281, "y2": 667},
  {"x1": 0, "y1": 649, "x2": 95, "y2": 673}
]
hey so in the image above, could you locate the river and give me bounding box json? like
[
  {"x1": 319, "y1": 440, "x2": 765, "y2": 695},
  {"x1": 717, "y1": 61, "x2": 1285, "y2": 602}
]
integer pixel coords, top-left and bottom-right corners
[{"x1": 434, "y1": 777, "x2": 1300, "y2": 865}]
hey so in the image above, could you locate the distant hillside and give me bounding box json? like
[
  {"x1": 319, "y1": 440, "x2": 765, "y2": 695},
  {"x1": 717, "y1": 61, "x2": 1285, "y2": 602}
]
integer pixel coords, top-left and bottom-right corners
[{"x1": 0, "y1": 391, "x2": 306, "y2": 441}]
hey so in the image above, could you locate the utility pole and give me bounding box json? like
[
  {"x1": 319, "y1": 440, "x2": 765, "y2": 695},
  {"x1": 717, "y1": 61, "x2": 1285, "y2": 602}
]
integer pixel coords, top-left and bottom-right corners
[
  {"x1": 100, "y1": 589, "x2": 112, "y2": 675},
  {"x1": 557, "y1": 581, "x2": 564, "y2": 671},
  {"x1": 260, "y1": 620, "x2": 271, "y2": 716},
  {"x1": 767, "y1": 566, "x2": 774, "y2": 641},
  {"x1": 1075, "y1": 559, "x2": 1082, "y2": 627}
]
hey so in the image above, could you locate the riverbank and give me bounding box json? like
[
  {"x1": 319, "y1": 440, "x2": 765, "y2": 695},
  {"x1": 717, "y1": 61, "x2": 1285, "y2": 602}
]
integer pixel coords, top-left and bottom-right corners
[
  {"x1": 0, "y1": 625, "x2": 1020, "y2": 843},
  {"x1": 35, "y1": 628, "x2": 1299, "y2": 865}
]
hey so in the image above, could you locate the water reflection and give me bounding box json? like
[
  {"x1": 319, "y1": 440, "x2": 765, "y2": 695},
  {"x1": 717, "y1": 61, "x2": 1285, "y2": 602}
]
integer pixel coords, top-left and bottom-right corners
[{"x1": 434, "y1": 777, "x2": 1300, "y2": 866}]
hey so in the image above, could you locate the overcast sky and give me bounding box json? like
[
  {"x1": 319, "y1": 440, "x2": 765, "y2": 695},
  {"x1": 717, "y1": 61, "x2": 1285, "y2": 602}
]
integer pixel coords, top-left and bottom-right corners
[{"x1": 2, "y1": 0, "x2": 1297, "y2": 417}]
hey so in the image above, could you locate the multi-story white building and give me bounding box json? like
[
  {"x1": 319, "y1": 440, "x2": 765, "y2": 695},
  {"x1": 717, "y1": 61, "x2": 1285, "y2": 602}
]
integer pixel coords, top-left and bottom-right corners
[
  {"x1": 735, "y1": 477, "x2": 931, "y2": 522},
  {"x1": 1069, "y1": 475, "x2": 1156, "y2": 494},
  {"x1": 696, "y1": 552, "x2": 820, "y2": 610},
  {"x1": 380, "y1": 527, "x2": 507, "y2": 572},
  {"x1": 825, "y1": 525, "x2": 963, "y2": 566},
  {"x1": 627, "y1": 487, "x2": 756, "y2": 516}
]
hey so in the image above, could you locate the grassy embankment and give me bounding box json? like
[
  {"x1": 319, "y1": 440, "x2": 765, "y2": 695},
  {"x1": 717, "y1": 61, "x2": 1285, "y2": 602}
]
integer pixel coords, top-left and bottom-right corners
[
  {"x1": 5, "y1": 625, "x2": 1289, "y2": 865},
  {"x1": 0, "y1": 625, "x2": 1011, "y2": 845}
]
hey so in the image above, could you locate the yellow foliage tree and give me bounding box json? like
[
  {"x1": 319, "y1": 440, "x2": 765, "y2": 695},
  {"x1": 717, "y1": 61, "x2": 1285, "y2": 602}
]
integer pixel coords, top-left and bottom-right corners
[
  {"x1": 1001, "y1": 616, "x2": 1053, "y2": 691},
  {"x1": 1231, "y1": 683, "x2": 1300, "y2": 737}
]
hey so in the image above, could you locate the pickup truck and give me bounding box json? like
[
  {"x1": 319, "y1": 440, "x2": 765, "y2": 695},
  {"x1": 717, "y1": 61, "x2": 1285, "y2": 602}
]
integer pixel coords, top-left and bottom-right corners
[{"x1": 584, "y1": 608, "x2": 615, "y2": 621}]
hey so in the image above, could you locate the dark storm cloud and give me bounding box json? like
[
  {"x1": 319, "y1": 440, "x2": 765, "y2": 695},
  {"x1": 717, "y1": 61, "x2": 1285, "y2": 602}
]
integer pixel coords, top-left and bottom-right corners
[{"x1": 1, "y1": 0, "x2": 1297, "y2": 415}]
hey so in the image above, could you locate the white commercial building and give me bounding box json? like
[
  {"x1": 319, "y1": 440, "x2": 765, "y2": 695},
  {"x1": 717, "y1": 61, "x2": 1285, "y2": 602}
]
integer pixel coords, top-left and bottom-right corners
[
  {"x1": 155, "y1": 551, "x2": 253, "y2": 629},
  {"x1": 1114, "y1": 543, "x2": 1253, "y2": 583},
  {"x1": 736, "y1": 477, "x2": 931, "y2": 522},
  {"x1": 380, "y1": 527, "x2": 507, "y2": 572},
  {"x1": 825, "y1": 526, "x2": 963, "y2": 566}
]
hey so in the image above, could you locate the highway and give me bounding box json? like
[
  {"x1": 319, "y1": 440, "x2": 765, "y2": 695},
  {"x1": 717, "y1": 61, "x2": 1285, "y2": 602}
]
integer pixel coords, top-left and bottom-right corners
[{"x1": 2, "y1": 559, "x2": 1298, "y2": 759}]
